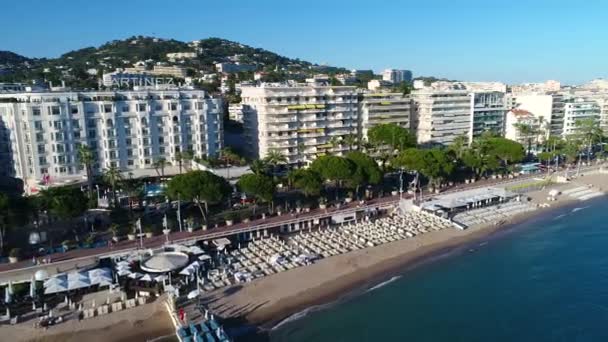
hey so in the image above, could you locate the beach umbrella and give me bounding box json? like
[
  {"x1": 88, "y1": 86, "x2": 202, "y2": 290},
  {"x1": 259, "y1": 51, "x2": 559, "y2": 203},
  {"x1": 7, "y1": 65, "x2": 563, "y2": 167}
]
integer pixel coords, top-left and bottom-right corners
[
  {"x1": 128, "y1": 272, "x2": 144, "y2": 279},
  {"x1": 140, "y1": 274, "x2": 153, "y2": 282},
  {"x1": 154, "y1": 275, "x2": 168, "y2": 282}
]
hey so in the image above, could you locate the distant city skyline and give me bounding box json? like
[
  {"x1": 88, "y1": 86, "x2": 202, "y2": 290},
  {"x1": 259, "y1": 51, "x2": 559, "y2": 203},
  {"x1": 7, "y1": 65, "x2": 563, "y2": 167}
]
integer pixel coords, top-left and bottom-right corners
[{"x1": 3, "y1": 0, "x2": 608, "y2": 84}]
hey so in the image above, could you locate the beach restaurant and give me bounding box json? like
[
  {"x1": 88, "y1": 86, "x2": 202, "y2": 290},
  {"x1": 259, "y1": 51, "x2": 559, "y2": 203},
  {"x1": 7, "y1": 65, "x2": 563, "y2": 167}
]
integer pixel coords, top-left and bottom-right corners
[{"x1": 420, "y1": 187, "x2": 517, "y2": 216}]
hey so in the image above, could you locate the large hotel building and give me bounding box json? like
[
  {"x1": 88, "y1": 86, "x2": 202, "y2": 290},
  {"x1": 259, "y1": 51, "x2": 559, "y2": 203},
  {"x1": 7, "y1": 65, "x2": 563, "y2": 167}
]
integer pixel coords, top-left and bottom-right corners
[{"x1": 0, "y1": 88, "x2": 223, "y2": 191}]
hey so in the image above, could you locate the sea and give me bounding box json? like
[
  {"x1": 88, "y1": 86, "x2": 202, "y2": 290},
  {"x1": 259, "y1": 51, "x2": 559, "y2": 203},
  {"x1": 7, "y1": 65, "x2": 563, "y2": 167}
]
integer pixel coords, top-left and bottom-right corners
[{"x1": 268, "y1": 197, "x2": 608, "y2": 342}]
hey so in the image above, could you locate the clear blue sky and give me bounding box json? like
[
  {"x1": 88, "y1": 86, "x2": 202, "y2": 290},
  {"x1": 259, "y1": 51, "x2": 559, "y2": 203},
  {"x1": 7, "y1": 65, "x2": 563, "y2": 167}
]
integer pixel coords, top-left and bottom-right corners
[{"x1": 3, "y1": 0, "x2": 607, "y2": 84}]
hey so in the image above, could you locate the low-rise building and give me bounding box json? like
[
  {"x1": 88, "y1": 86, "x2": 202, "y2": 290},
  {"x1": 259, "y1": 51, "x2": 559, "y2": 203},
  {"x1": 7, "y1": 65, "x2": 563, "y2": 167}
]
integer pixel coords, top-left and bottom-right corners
[{"x1": 382, "y1": 69, "x2": 412, "y2": 84}]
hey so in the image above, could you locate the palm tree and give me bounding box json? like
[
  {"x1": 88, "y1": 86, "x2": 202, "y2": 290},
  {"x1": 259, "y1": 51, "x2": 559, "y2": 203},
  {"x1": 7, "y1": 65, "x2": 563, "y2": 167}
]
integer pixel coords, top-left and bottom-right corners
[
  {"x1": 514, "y1": 123, "x2": 538, "y2": 156},
  {"x1": 174, "y1": 151, "x2": 183, "y2": 174},
  {"x1": 153, "y1": 158, "x2": 167, "y2": 178},
  {"x1": 264, "y1": 149, "x2": 288, "y2": 180},
  {"x1": 77, "y1": 144, "x2": 95, "y2": 200},
  {"x1": 448, "y1": 134, "x2": 469, "y2": 159},
  {"x1": 103, "y1": 166, "x2": 123, "y2": 207},
  {"x1": 250, "y1": 159, "x2": 268, "y2": 175}
]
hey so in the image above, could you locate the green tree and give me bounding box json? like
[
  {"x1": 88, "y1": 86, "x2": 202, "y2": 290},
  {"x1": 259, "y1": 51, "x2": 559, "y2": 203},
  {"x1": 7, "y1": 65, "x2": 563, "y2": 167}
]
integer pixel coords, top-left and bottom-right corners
[
  {"x1": 37, "y1": 186, "x2": 88, "y2": 220},
  {"x1": 166, "y1": 170, "x2": 231, "y2": 223},
  {"x1": 394, "y1": 148, "x2": 454, "y2": 188},
  {"x1": 486, "y1": 137, "x2": 525, "y2": 167},
  {"x1": 237, "y1": 173, "x2": 275, "y2": 213},
  {"x1": 77, "y1": 144, "x2": 95, "y2": 201},
  {"x1": 343, "y1": 134, "x2": 359, "y2": 151},
  {"x1": 0, "y1": 193, "x2": 31, "y2": 254},
  {"x1": 153, "y1": 158, "x2": 167, "y2": 177},
  {"x1": 250, "y1": 159, "x2": 269, "y2": 175},
  {"x1": 264, "y1": 150, "x2": 288, "y2": 180},
  {"x1": 103, "y1": 166, "x2": 123, "y2": 207},
  {"x1": 289, "y1": 169, "x2": 323, "y2": 197},
  {"x1": 513, "y1": 123, "x2": 539, "y2": 156},
  {"x1": 447, "y1": 134, "x2": 470, "y2": 160},
  {"x1": 575, "y1": 118, "x2": 604, "y2": 163},
  {"x1": 368, "y1": 123, "x2": 416, "y2": 151},
  {"x1": 345, "y1": 151, "x2": 383, "y2": 196},
  {"x1": 310, "y1": 156, "x2": 355, "y2": 185}
]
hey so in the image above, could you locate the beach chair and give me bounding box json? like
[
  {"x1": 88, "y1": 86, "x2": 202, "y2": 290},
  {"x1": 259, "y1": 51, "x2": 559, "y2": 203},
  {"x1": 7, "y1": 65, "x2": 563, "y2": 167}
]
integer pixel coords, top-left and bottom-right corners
[
  {"x1": 178, "y1": 327, "x2": 190, "y2": 339},
  {"x1": 204, "y1": 332, "x2": 217, "y2": 342},
  {"x1": 199, "y1": 322, "x2": 210, "y2": 333},
  {"x1": 190, "y1": 323, "x2": 198, "y2": 335}
]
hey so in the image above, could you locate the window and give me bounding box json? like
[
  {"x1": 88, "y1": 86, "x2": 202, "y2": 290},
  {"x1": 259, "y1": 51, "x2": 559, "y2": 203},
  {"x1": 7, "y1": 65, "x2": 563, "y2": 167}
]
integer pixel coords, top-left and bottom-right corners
[
  {"x1": 159, "y1": 147, "x2": 165, "y2": 154},
  {"x1": 122, "y1": 105, "x2": 130, "y2": 112},
  {"x1": 71, "y1": 106, "x2": 78, "y2": 114},
  {"x1": 54, "y1": 132, "x2": 63, "y2": 141},
  {"x1": 34, "y1": 121, "x2": 43, "y2": 130},
  {"x1": 87, "y1": 119, "x2": 96, "y2": 128},
  {"x1": 53, "y1": 121, "x2": 62, "y2": 129},
  {"x1": 56, "y1": 144, "x2": 64, "y2": 153},
  {"x1": 37, "y1": 145, "x2": 45, "y2": 153},
  {"x1": 50, "y1": 106, "x2": 60, "y2": 115},
  {"x1": 39, "y1": 156, "x2": 47, "y2": 165},
  {"x1": 183, "y1": 103, "x2": 191, "y2": 110},
  {"x1": 88, "y1": 130, "x2": 96, "y2": 138},
  {"x1": 109, "y1": 151, "x2": 117, "y2": 159},
  {"x1": 125, "y1": 138, "x2": 132, "y2": 146},
  {"x1": 127, "y1": 160, "x2": 134, "y2": 166},
  {"x1": 72, "y1": 119, "x2": 80, "y2": 128},
  {"x1": 155, "y1": 104, "x2": 162, "y2": 111},
  {"x1": 103, "y1": 104, "x2": 112, "y2": 113},
  {"x1": 36, "y1": 132, "x2": 44, "y2": 142},
  {"x1": 158, "y1": 137, "x2": 164, "y2": 144},
  {"x1": 108, "y1": 140, "x2": 116, "y2": 148},
  {"x1": 170, "y1": 103, "x2": 177, "y2": 111},
  {"x1": 127, "y1": 149, "x2": 133, "y2": 157},
  {"x1": 138, "y1": 103, "x2": 147, "y2": 112},
  {"x1": 32, "y1": 107, "x2": 41, "y2": 116}
]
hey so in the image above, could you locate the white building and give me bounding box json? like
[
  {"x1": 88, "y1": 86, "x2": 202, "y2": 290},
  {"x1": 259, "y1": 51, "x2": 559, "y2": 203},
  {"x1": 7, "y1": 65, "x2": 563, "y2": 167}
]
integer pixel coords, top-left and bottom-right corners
[
  {"x1": 0, "y1": 89, "x2": 223, "y2": 191},
  {"x1": 367, "y1": 79, "x2": 393, "y2": 91},
  {"x1": 562, "y1": 98, "x2": 601, "y2": 137},
  {"x1": 412, "y1": 89, "x2": 471, "y2": 145},
  {"x1": 506, "y1": 93, "x2": 562, "y2": 136},
  {"x1": 359, "y1": 93, "x2": 414, "y2": 140},
  {"x1": 166, "y1": 52, "x2": 198, "y2": 61},
  {"x1": 241, "y1": 84, "x2": 358, "y2": 165},
  {"x1": 228, "y1": 104, "x2": 245, "y2": 123},
  {"x1": 504, "y1": 109, "x2": 543, "y2": 145},
  {"x1": 382, "y1": 69, "x2": 412, "y2": 84},
  {"x1": 510, "y1": 80, "x2": 561, "y2": 94}
]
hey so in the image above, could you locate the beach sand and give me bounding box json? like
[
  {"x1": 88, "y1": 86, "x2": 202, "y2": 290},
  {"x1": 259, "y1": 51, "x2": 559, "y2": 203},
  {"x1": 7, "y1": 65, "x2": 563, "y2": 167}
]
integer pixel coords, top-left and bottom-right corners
[
  {"x1": 201, "y1": 172, "x2": 608, "y2": 330},
  {"x1": 4, "y1": 298, "x2": 175, "y2": 342}
]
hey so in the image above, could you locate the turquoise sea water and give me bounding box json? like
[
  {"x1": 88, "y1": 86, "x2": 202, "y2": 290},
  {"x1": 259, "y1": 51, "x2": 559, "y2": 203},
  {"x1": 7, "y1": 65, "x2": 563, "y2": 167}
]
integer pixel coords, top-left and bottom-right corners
[{"x1": 269, "y1": 198, "x2": 608, "y2": 342}]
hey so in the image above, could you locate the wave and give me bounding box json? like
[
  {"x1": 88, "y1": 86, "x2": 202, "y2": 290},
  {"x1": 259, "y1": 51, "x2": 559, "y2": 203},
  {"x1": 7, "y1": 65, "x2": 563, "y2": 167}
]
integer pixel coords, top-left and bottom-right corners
[
  {"x1": 554, "y1": 214, "x2": 567, "y2": 220},
  {"x1": 366, "y1": 276, "x2": 402, "y2": 293},
  {"x1": 271, "y1": 306, "x2": 319, "y2": 330},
  {"x1": 572, "y1": 206, "x2": 590, "y2": 213}
]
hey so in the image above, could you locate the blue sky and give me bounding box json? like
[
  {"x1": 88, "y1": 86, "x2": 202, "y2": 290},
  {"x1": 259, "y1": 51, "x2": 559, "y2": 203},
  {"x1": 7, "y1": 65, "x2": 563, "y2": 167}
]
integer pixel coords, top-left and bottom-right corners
[{"x1": 3, "y1": 0, "x2": 608, "y2": 84}]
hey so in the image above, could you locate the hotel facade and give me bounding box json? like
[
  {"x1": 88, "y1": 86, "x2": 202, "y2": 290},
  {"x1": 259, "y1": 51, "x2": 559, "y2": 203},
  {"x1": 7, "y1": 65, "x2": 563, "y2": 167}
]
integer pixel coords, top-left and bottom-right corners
[{"x1": 0, "y1": 89, "x2": 223, "y2": 190}]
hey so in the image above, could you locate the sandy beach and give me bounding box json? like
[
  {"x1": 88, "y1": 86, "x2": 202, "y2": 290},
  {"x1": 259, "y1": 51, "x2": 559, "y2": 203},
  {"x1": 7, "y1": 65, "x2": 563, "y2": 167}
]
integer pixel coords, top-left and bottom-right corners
[
  {"x1": 201, "y1": 172, "x2": 608, "y2": 331},
  {"x1": 3, "y1": 298, "x2": 175, "y2": 342}
]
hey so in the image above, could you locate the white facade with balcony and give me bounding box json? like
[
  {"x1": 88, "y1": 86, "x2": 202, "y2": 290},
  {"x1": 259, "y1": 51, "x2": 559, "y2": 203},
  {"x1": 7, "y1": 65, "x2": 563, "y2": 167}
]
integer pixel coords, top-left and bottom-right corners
[
  {"x1": 412, "y1": 89, "x2": 471, "y2": 145},
  {"x1": 359, "y1": 93, "x2": 414, "y2": 140},
  {"x1": 0, "y1": 89, "x2": 223, "y2": 189},
  {"x1": 241, "y1": 85, "x2": 358, "y2": 165},
  {"x1": 562, "y1": 98, "x2": 601, "y2": 137}
]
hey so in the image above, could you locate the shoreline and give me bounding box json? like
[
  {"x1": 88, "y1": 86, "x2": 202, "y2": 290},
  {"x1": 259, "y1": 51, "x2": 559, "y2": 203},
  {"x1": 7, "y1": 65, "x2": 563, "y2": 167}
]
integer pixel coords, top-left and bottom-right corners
[
  {"x1": 201, "y1": 174, "x2": 608, "y2": 338},
  {"x1": 264, "y1": 196, "x2": 595, "y2": 331}
]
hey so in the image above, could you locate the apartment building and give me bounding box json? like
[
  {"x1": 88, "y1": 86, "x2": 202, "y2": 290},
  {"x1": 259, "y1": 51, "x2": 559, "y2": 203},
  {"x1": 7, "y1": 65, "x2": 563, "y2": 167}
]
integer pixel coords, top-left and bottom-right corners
[
  {"x1": 506, "y1": 93, "x2": 564, "y2": 136},
  {"x1": 358, "y1": 93, "x2": 414, "y2": 140},
  {"x1": 0, "y1": 89, "x2": 223, "y2": 189},
  {"x1": 469, "y1": 91, "x2": 507, "y2": 140},
  {"x1": 562, "y1": 98, "x2": 601, "y2": 137},
  {"x1": 382, "y1": 69, "x2": 413, "y2": 84},
  {"x1": 241, "y1": 84, "x2": 358, "y2": 165},
  {"x1": 412, "y1": 89, "x2": 471, "y2": 145}
]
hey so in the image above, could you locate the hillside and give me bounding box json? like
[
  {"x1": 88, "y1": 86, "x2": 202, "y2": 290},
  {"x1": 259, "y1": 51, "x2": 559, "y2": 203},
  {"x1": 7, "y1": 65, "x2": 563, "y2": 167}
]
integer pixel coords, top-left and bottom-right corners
[{"x1": 0, "y1": 36, "x2": 349, "y2": 90}]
